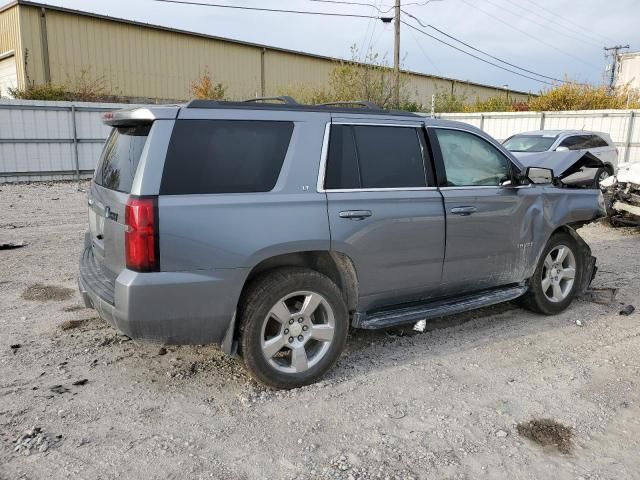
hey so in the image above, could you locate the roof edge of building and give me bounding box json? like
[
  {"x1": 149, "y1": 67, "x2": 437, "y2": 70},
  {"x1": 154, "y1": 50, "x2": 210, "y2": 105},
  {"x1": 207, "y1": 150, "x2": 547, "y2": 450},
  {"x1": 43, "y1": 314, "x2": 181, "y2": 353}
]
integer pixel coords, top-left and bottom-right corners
[{"x1": 1, "y1": 0, "x2": 534, "y2": 96}]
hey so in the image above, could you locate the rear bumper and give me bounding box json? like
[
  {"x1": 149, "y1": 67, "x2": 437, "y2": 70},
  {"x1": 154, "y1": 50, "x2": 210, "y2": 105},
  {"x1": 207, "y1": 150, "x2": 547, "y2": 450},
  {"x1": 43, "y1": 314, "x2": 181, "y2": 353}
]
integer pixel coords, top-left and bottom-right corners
[{"x1": 78, "y1": 247, "x2": 246, "y2": 346}]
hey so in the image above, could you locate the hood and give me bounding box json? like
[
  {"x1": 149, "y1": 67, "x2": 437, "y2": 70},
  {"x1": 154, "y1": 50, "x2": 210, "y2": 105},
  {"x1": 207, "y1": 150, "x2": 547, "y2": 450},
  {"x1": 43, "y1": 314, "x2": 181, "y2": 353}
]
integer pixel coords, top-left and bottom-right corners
[
  {"x1": 616, "y1": 162, "x2": 640, "y2": 185},
  {"x1": 515, "y1": 150, "x2": 604, "y2": 180}
]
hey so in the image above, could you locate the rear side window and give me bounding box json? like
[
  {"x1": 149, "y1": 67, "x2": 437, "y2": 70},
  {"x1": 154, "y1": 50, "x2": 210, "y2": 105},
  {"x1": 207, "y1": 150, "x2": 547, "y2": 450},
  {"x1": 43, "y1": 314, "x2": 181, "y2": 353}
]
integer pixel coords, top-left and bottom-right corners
[
  {"x1": 160, "y1": 120, "x2": 294, "y2": 195},
  {"x1": 587, "y1": 135, "x2": 609, "y2": 148},
  {"x1": 324, "y1": 125, "x2": 427, "y2": 189},
  {"x1": 559, "y1": 135, "x2": 590, "y2": 150},
  {"x1": 95, "y1": 125, "x2": 150, "y2": 193}
]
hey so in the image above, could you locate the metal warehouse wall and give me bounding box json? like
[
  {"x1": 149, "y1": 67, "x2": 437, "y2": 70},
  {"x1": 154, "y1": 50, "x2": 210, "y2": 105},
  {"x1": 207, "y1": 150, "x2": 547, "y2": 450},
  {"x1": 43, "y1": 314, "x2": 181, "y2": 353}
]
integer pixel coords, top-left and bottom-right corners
[
  {"x1": 0, "y1": 5, "x2": 24, "y2": 93},
  {"x1": 13, "y1": 4, "x2": 530, "y2": 104},
  {"x1": 436, "y1": 110, "x2": 640, "y2": 164}
]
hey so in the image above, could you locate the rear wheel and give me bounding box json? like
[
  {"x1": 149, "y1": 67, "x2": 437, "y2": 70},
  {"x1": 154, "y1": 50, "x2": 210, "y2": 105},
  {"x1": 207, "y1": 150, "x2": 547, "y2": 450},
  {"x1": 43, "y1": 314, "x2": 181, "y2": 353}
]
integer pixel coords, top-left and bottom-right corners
[
  {"x1": 238, "y1": 267, "x2": 348, "y2": 389},
  {"x1": 521, "y1": 233, "x2": 582, "y2": 315}
]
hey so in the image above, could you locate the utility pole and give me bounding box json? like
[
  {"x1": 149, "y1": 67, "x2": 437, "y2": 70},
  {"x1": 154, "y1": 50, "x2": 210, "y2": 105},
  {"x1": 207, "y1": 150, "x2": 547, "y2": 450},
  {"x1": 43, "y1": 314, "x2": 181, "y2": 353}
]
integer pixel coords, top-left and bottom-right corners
[
  {"x1": 604, "y1": 45, "x2": 629, "y2": 90},
  {"x1": 393, "y1": 0, "x2": 401, "y2": 108}
]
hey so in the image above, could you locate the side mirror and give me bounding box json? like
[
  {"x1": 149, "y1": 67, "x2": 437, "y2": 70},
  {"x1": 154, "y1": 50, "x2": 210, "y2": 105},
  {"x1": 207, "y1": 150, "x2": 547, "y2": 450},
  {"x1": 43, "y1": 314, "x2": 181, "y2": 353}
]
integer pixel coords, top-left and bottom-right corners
[
  {"x1": 526, "y1": 166, "x2": 554, "y2": 184},
  {"x1": 555, "y1": 146, "x2": 569, "y2": 152}
]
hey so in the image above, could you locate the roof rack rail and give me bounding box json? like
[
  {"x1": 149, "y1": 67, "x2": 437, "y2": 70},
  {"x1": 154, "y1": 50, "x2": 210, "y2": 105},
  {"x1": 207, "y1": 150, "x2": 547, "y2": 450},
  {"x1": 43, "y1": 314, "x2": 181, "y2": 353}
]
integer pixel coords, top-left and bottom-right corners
[
  {"x1": 243, "y1": 96, "x2": 299, "y2": 105},
  {"x1": 316, "y1": 101, "x2": 382, "y2": 110}
]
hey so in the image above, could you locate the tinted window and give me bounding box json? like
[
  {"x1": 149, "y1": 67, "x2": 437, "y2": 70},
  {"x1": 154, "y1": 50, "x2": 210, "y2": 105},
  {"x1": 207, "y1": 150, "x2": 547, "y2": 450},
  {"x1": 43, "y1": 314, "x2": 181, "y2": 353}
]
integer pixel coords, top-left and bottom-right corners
[
  {"x1": 324, "y1": 125, "x2": 427, "y2": 189},
  {"x1": 95, "y1": 125, "x2": 150, "y2": 193},
  {"x1": 325, "y1": 125, "x2": 360, "y2": 190},
  {"x1": 586, "y1": 135, "x2": 609, "y2": 148},
  {"x1": 503, "y1": 134, "x2": 557, "y2": 152},
  {"x1": 435, "y1": 129, "x2": 511, "y2": 187},
  {"x1": 161, "y1": 120, "x2": 293, "y2": 195},
  {"x1": 559, "y1": 135, "x2": 590, "y2": 150}
]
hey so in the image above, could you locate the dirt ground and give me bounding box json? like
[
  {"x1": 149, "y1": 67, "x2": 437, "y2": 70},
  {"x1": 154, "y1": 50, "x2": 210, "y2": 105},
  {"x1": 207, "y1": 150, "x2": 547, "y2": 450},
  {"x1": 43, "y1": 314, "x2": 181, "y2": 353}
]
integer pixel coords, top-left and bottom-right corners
[{"x1": 1, "y1": 181, "x2": 639, "y2": 480}]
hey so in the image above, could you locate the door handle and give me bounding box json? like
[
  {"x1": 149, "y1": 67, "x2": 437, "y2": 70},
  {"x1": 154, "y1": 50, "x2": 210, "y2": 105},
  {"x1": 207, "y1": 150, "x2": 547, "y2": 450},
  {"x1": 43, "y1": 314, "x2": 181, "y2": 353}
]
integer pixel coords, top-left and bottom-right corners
[
  {"x1": 339, "y1": 210, "x2": 372, "y2": 220},
  {"x1": 450, "y1": 206, "x2": 477, "y2": 216}
]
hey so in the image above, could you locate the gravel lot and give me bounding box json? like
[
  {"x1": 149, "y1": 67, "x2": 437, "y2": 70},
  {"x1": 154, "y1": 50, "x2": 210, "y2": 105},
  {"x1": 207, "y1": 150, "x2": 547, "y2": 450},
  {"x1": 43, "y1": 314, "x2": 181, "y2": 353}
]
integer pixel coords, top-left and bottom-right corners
[{"x1": 1, "y1": 181, "x2": 639, "y2": 480}]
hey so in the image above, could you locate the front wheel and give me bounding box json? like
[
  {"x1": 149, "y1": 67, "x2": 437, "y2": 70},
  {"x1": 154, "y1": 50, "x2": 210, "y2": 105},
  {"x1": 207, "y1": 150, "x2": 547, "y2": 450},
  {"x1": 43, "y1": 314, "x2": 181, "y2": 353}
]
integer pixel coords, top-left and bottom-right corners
[
  {"x1": 594, "y1": 167, "x2": 610, "y2": 188},
  {"x1": 521, "y1": 233, "x2": 583, "y2": 315},
  {"x1": 238, "y1": 267, "x2": 349, "y2": 389}
]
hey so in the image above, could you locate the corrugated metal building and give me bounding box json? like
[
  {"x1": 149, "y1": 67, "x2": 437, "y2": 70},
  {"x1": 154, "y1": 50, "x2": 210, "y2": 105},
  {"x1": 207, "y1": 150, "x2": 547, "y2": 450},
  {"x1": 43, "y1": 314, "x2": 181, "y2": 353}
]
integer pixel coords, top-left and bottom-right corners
[{"x1": 0, "y1": 0, "x2": 532, "y2": 103}]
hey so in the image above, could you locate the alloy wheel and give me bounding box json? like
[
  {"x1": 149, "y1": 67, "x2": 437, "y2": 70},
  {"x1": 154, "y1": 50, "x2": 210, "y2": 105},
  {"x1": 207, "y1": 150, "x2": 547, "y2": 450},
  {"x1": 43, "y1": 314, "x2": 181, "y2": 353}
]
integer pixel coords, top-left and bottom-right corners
[
  {"x1": 260, "y1": 291, "x2": 335, "y2": 373},
  {"x1": 541, "y1": 245, "x2": 576, "y2": 303}
]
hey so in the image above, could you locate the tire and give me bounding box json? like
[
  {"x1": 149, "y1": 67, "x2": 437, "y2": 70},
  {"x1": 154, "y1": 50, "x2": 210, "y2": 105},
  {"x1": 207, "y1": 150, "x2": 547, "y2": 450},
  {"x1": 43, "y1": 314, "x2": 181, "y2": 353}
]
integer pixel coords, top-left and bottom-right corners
[
  {"x1": 594, "y1": 167, "x2": 611, "y2": 188},
  {"x1": 521, "y1": 232, "x2": 583, "y2": 315},
  {"x1": 238, "y1": 267, "x2": 349, "y2": 389}
]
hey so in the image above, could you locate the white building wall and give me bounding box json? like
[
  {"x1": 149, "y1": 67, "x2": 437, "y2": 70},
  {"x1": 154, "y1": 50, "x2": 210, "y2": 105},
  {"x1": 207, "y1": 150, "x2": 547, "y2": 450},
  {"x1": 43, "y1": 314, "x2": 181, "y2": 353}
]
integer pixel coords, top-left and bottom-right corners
[{"x1": 616, "y1": 52, "x2": 640, "y2": 90}]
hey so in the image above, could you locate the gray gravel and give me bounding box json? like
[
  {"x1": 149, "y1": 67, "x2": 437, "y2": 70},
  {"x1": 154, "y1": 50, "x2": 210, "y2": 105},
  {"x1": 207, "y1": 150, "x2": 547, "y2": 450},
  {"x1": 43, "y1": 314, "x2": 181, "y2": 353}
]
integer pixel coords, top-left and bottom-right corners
[{"x1": 1, "y1": 181, "x2": 639, "y2": 480}]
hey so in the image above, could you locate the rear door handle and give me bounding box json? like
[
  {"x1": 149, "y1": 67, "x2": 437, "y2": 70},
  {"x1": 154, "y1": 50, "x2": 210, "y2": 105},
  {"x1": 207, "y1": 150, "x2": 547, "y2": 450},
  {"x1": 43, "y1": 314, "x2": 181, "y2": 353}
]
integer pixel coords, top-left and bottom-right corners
[
  {"x1": 339, "y1": 210, "x2": 372, "y2": 220},
  {"x1": 450, "y1": 206, "x2": 477, "y2": 216}
]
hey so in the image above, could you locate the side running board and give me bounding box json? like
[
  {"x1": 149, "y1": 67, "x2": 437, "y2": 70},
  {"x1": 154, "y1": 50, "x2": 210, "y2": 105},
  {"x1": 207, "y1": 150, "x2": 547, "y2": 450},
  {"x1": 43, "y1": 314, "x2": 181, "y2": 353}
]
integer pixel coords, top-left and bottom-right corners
[{"x1": 353, "y1": 284, "x2": 528, "y2": 330}]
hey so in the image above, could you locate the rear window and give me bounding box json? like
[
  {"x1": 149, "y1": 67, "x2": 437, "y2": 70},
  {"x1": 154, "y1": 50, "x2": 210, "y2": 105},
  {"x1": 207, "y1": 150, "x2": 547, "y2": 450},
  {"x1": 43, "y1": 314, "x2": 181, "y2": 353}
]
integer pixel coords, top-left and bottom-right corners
[
  {"x1": 95, "y1": 125, "x2": 150, "y2": 193},
  {"x1": 160, "y1": 120, "x2": 294, "y2": 195}
]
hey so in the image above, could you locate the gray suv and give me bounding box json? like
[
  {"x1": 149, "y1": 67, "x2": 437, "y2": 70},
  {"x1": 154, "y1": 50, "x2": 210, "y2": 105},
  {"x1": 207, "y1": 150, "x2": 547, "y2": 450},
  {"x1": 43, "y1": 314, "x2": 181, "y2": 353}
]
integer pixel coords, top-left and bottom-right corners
[{"x1": 79, "y1": 98, "x2": 606, "y2": 388}]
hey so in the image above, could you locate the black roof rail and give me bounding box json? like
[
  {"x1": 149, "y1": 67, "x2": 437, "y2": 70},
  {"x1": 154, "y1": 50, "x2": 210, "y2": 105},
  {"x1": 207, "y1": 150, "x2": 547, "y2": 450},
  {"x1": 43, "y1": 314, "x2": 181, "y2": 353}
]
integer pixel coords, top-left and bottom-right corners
[
  {"x1": 316, "y1": 101, "x2": 381, "y2": 110},
  {"x1": 243, "y1": 96, "x2": 299, "y2": 105},
  {"x1": 184, "y1": 99, "x2": 420, "y2": 117}
]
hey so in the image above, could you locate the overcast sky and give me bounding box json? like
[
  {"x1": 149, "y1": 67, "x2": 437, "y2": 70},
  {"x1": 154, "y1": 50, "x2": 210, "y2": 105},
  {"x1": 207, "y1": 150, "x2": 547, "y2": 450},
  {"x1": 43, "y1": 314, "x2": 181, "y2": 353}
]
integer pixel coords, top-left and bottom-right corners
[{"x1": 32, "y1": 0, "x2": 640, "y2": 93}]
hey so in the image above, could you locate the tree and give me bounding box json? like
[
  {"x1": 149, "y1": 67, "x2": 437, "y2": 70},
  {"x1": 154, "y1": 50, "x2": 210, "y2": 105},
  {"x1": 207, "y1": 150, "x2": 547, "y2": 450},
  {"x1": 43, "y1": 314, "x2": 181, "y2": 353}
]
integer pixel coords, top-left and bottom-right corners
[
  {"x1": 191, "y1": 68, "x2": 226, "y2": 100},
  {"x1": 278, "y1": 46, "x2": 416, "y2": 110}
]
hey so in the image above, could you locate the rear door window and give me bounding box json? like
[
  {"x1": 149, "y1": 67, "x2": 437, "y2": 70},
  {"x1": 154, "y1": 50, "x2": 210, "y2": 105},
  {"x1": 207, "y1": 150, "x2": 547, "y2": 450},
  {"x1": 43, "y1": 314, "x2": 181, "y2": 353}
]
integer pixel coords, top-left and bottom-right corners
[
  {"x1": 95, "y1": 125, "x2": 150, "y2": 193},
  {"x1": 324, "y1": 125, "x2": 428, "y2": 189},
  {"x1": 160, "y1": 120, "x2": 294, "y2": 195}
]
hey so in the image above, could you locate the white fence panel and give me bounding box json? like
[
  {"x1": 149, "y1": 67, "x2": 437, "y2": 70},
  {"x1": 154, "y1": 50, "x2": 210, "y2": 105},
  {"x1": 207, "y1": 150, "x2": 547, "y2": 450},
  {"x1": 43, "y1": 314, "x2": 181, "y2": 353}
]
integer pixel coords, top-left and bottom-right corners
[
  {"x1": 1, "y1": 101, "x2": 639, "y2": 183},
  {"x1": 0, "y1": 99, "x2": 140, "y2": 183},
  {"x1": 435, "y1": 109, "x2": 639, "y2": 164}
]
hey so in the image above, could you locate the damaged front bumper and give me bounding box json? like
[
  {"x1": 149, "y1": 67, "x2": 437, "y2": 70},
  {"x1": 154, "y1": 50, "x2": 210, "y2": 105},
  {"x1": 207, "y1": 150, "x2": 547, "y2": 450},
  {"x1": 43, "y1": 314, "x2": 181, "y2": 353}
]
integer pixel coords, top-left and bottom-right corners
[{"x1": 602, "y1": 163, "x2": 640, "y2": 227}]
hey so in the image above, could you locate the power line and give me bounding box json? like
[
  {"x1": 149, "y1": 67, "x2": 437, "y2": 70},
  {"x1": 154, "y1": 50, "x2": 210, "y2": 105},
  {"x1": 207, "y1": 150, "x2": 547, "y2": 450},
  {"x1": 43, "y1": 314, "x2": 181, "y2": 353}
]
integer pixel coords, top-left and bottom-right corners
[
  {"x1": 303, "y1": 0, "x2": 442, "y2": 13},
  {"x1": 522, "y1": 0, "x2": 616, "y2": 45},
  {"x1": 407, "y1": 25, "x2": 441, "y2": 75},
  {"x1": 304, "y1": 0, "x2": 389, "y2": 13},
  {"x1": 360, "y1": 0, "x2": 384, "y2": 54},
  {"x1": 488, "y1": 0, "x2": 612, "y2": 47},
  {"x1": 401, "y1": 10, "x2": 568, "y2": 83},
  {"x1": 456, "y1": 0, "x2": 600, "y2": 69},
  {"x1": 478, "y1": 0, "x2": 602, "y2": 49},
  {"x1": 402, "y1": 20, "x2": 556, "y2": 86},
  {"x1": 151, "y1": 0, "x2": 383, "y2": 19}
]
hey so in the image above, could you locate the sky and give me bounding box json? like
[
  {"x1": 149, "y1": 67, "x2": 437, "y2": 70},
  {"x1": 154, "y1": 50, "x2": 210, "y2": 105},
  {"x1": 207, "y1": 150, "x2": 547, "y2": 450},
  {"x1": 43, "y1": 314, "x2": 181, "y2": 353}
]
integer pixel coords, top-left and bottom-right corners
[{"x1": 26, "y1": 0, "x2": 640, "y2": 93}]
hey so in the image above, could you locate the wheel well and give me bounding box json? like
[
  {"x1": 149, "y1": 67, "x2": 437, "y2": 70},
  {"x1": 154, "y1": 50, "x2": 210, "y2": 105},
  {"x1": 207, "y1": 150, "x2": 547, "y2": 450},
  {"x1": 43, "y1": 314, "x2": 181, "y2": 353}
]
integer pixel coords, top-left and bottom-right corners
[
  {"x1": 604, "y1": 163, "x2": 614, "y2": 175},
  {"x1": 242, "y1": 251, "x2": 359, "y2": 313}
]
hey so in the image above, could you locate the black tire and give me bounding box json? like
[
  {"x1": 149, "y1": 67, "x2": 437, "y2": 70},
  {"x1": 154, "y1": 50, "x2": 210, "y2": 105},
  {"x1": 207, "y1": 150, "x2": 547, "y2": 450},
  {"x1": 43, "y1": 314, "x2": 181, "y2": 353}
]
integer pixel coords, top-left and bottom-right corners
[
  {"x1": 593, "y1": 167, "x2": 611, "y2": 188},
  {"x1": 521, "y1": 232, "x2": 583, "y2": 315},
  {"x1": 238, "y1": 267, "x2": 349, "y2": 389}
]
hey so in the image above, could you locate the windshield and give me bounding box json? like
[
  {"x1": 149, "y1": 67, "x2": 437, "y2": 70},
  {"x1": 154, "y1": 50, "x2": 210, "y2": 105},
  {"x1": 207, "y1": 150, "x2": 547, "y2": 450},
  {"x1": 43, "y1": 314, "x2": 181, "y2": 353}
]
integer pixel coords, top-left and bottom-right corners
[
  {"x1": 94, "y1": 125, "x2": 151, "y2": 193},
  {"x1": 503, "y1": 134, "x2": 557, "y2": 153}
]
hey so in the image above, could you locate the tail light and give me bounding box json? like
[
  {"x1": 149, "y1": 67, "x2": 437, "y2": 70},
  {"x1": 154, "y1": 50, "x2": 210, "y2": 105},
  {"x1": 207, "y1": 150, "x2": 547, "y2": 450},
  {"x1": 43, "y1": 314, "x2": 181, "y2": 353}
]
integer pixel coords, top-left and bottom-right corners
[{"x1": 125, "y1": 196, "x2": 159, "y2": 272}]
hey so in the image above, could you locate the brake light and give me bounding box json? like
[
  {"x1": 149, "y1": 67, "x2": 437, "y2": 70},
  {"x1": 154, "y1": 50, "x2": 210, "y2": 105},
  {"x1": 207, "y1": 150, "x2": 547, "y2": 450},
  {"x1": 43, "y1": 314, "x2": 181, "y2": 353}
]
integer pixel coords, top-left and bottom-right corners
[{"x1": 125, "y1": 197, "x2": 159, "y2": 272}]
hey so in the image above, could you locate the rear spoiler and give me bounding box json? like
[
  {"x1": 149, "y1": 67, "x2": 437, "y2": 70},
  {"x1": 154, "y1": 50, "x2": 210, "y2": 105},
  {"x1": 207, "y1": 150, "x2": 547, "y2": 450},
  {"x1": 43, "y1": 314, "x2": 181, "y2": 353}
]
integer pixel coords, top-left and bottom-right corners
[{"x1": 102, "y1": 106, "x2": 180, "y2": 127}]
